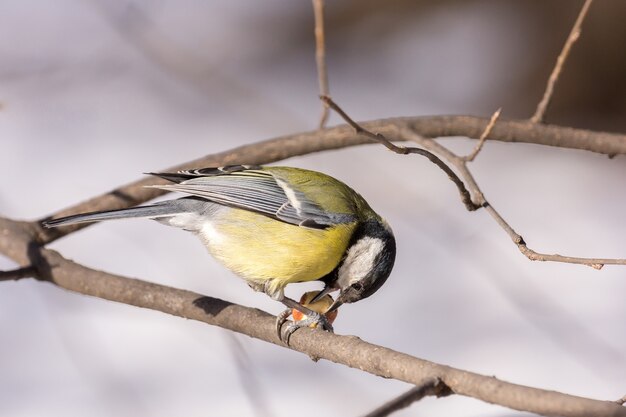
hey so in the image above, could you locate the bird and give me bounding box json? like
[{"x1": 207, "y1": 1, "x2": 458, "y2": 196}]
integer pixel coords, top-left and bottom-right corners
[{"x1": 43, "y1": 165, "x2": 396, "y2": 341}]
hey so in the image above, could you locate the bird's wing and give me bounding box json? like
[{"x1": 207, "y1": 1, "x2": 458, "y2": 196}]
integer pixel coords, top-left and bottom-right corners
[{"x1": 147, "y1": 165, "x2": 354, "y2": 229}]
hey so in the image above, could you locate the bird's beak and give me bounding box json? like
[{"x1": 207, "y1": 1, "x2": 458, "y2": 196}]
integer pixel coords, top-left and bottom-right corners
[
  {"x1": 325, "y1": 297, "x2": 344, "y2": 314},
  {"x1": 309, "y1": 286, "x2": 335, "y2": 304}
]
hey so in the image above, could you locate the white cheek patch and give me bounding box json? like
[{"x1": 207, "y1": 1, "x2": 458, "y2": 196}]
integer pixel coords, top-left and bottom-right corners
[{"x1": 337, "y1": 237, "x2": 384, "y2": 288}]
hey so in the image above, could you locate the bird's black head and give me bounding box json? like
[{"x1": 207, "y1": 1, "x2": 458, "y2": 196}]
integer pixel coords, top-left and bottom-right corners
[{"x1": 323, "y1": 219, "x2": 396, "y2": 312}]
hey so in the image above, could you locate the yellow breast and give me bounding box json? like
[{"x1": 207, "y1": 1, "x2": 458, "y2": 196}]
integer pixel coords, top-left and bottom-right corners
[{"x1": 197, "y1": 208, "x2": 356, "y2": 294}]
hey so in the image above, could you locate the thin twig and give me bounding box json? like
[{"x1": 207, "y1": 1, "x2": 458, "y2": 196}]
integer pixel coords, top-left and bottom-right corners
[
  {"x1": 312, "y1": 0, "x2": 330, "y2": 128},
  {"x1": 482, "y1": 203, "x2": 621, "y2": 269},
  {"x1": 363, "y1": 378, "x2": 450, "y2": 417},
  {"x1": 321, "y1": 95, "x2": 481, "y2": 211},
  {"x1": 531, "y1": 0, "x2": 594, "y2": 124},
  {"x1": 462, "y1": 108, "x2": 501, "y2": 162},
  {"x1": 0, "y1": 265, "x2": 38, "y2": 281},
  {"x1": 398, "y1": 127, "x2": 626, "y2": 269},
  {"x1": 1, "y1": 222, "x2": 624, "y2": 417}
]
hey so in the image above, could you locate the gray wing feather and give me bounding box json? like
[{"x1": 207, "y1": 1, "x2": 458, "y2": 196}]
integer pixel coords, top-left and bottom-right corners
[{"x1": 148, "y1": 170, "x2": 349, "y2": 228}]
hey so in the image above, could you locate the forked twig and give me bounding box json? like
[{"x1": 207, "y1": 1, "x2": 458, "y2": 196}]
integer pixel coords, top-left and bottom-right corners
[
  {"x1": 531, "y1": 0, "x2": 594, "y2": 123},
  {"x1": 312, "y1": 0, "x2": 330, "y2": 128},
  {"x1": 323, "y1": 96, "x2": 626, "y2": 269}
]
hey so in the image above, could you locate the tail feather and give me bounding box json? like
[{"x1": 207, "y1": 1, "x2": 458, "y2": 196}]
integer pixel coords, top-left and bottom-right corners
[{"x1": 43, "y1": 201, "x2": 185, "y2": 228}]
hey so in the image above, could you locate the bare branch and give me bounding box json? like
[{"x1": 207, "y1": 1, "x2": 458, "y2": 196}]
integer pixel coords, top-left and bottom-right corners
[
  {"x1": 399, "y1": 128, "x2": 626, "y2": 269},
  {"x1": 321, "y1": 96, "x2": 626, "y2": 269},
  {"x1": 1, "y1": 220, "x2": 624, "y2": 417},
  {"x1": 616, "y1": 395, "x2": 626, "y2": 406},
  {"x1": 531, "y1": 0, "x2": 594, "y2": 124},
  {"x1": 0, "y1": 265, "x2": 38, "y2": 281},
  {"x1": 406, "y1": 115, "x2": 626, "y2": 155},
  {"x1": 312, "y1": 0, "x2": 330, "y2": 128},
  {"x1": 462, "y1": 107, "x2": 501, "y2": 162},
  {"x1": 363, "y1": 378, "x2": 450, "y2": 417}
]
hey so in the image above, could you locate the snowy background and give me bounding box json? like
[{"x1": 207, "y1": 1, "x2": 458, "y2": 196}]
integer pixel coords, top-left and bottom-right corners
[{"x1": 1, "y1": 1, "x2": 625, "y2": 416}]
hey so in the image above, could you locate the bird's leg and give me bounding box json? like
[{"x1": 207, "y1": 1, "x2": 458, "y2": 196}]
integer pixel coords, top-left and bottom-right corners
[
  {"x1": 262, "y1": 281, "x2": 317, "y2": 316},
  {"x1": 273, "y1": 295, "x2": 335, "y2": 342},
  {"x1": 247, "y1": 281, "x2": 296, "y2": 338},
  {"x1": 256, "y1": 280, "x2": 333, "y2": 344},
  {"x1": 276, "y1": 297, "x2": 333, "y2": 345}
]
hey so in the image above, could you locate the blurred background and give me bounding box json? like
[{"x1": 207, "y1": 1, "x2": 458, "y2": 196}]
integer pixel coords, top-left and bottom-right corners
[{"x1": 1, "y1": 1, "x2": 625, "y2": 416}]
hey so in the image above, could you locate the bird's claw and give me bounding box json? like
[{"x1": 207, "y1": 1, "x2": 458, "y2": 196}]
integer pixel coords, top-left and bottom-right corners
[
  {"x1": 275, "y1": 309, "x2": 292, "y2": 340},
  {"x1": 275, "y1": 310, "x2": 334, "y2": 345}
]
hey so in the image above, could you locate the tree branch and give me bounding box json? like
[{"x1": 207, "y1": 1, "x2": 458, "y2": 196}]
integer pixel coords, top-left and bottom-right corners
[
  {"x1": 405, "y1": 116, "x2": 626, "y2": 156},
  {"x1": 399, "y1": 128, "x2": 626, "y2": 268},
  {"x1": 1, "y1": 218, "x2": 624, "y2": 417},
  {"x1": 531, "y1": 0, "x2": 594, "y2": 123},
  {"x1": 320, "y1": 97, "x2": 626, "y2": 269}
]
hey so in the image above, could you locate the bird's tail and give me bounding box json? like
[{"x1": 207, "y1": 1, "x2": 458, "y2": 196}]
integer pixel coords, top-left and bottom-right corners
[{"x1": 43, "y1": 201, "x2": 188, "y2": 228}]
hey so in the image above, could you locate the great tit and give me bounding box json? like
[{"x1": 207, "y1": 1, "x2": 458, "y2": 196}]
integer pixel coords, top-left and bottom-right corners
[{"x1": 44, "y1": 165, "x2": 396, "y2": 339}]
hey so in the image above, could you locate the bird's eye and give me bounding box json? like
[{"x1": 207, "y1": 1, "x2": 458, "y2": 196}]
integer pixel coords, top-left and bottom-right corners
[{"x1": 352, "y1": 282, "x2": 363, "y2": 291}]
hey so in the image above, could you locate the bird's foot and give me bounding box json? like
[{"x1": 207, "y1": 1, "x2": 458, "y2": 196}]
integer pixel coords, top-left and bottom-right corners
[
  {"x1": 275, "y1": 308, "x2": 292, "y2": 340},
  {"x1": 276, "y1": 309, "x2": 334, "y2": 345}
]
